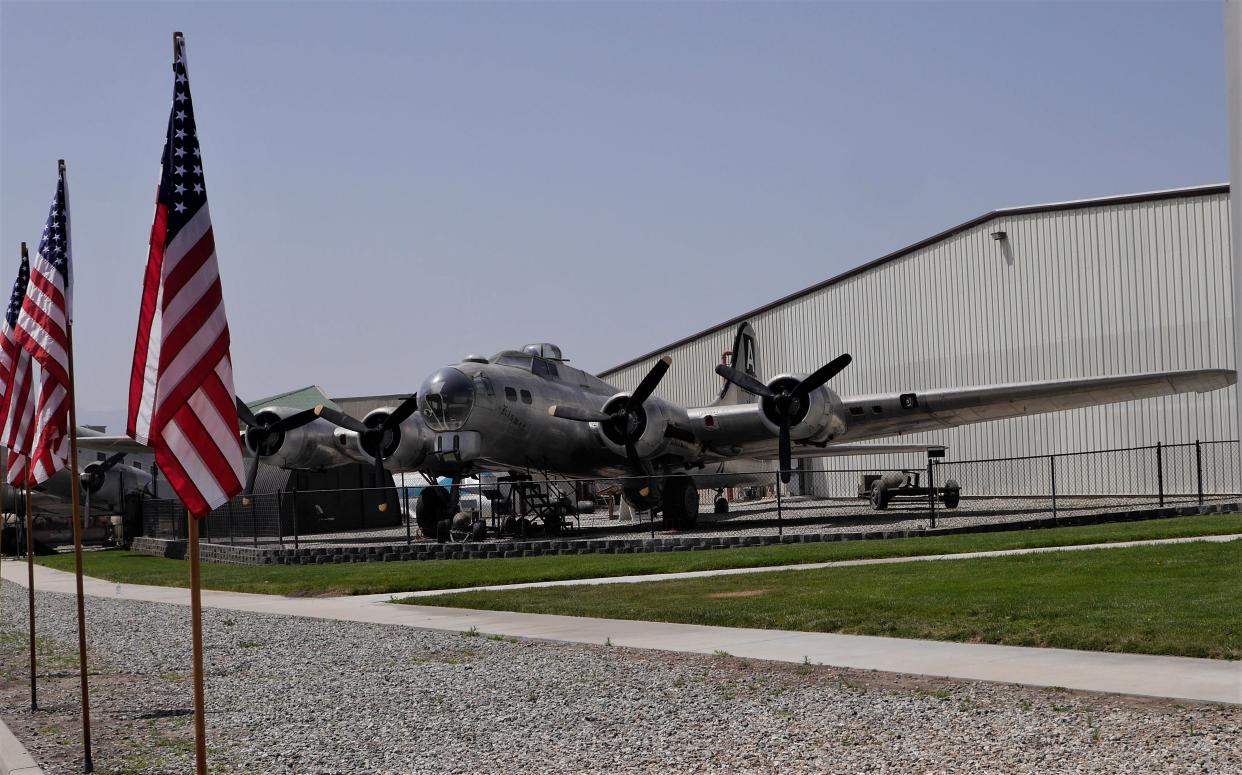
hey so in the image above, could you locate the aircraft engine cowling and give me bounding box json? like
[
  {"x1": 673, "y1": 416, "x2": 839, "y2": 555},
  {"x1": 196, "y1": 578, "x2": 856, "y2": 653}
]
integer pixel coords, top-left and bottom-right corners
[
  {"x1": 244, "y1": 407, "x2": 344, "y2": 471},
  {"x1": 757, "y1": 374, "x2": 846, "y2": 444},
  {"x1": 332, "y1": 407, "x2": 432, "y2": 471},
  {"x1": 594, "y1": 393, "x2": 696, "y2": 462}
]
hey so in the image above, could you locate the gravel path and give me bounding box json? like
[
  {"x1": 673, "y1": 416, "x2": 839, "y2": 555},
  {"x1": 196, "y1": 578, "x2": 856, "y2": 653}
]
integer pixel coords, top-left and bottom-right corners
[{"x1": 2, "y1": 583, "x2": 1240, "y2": 774}]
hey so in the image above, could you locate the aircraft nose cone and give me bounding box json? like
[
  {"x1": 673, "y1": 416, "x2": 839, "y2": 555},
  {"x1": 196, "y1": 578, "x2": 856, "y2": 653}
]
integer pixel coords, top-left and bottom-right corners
[{"x1": 418, "y1": 367, "x2": 476, "y2": 432}]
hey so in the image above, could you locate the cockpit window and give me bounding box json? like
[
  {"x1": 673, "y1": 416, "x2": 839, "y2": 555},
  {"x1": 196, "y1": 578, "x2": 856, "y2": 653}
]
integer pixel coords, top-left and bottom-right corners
[
  {"x1": 493, "y1": 354, "x2": 533, "y2": 371},
  {"x1": 418, "y1": 367, "x2": 476, "y2": 431},
  {"x1": 531, "y1": 358, "x2": 559, "y2": 379}
]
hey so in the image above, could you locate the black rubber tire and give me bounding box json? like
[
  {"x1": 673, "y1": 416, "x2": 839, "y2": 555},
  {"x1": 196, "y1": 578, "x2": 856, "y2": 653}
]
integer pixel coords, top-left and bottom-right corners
[
  {"x1": 468, "y1": 520, "x2": 487, "y2": 542},
  {"x1": 942, "y1": 480, "x2": 961, "y2": 509},
  {"x1": 416, "y1": 485, "x2": 452, "y2": 537},
  {"x1": 870, "y1": 480, "x2": 889, "y2": 510},
  {"x1": 662, "y1": 476, "x2": 699, "y2": 530},
  {"x1": 435, "y1": 518, "x2": 451, "y2": 544},
  {"x1": 714, "y1": 497, "x2": 729, "y2": 514}
]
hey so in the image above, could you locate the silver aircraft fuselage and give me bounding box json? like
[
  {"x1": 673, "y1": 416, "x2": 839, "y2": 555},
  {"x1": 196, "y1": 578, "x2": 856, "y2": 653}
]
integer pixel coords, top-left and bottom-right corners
[{"x1": 413, "y1": 347, "x2": 772, "y2": 488}]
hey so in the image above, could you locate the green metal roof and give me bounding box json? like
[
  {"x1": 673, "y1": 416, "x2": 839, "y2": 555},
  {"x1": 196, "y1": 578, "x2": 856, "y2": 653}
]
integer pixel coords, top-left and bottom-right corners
[{"x1": 247, "y1": 385, "x2": 341, "y2": 412}]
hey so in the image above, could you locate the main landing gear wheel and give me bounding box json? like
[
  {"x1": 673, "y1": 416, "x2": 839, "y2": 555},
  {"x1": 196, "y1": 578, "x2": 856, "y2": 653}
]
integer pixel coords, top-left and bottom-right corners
[
  {"x1": 942, "y1": 479, "x2": 961, "y2": 509},
  {"x1": 416, "y1": 485, "x2": 452, "y2": 538},
  {"x1": 870, "y1": 480, "x2": 890, "y2": 511},
  {"x1": 661, "y1": 476, "x2": 699, "y2": 530},
  {"x1": 435, "y1": 518, "x2": 451, "y2": 544}
]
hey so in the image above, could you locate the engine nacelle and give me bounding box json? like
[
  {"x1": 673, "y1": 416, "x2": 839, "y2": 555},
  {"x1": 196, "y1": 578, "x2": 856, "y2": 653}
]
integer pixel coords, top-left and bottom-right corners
[
  {"x1": 244, "y1": 407, "x2": 345, "y2": 471},
  {"x1": 594, "y1": 393, "x2": 696, "y2": 462},
  {"x1": 757, "y1": 374, "x2": 847, "y2": 444},
  {"x1": 331, "y1": 407, "x2": 432, "y2": 471}
]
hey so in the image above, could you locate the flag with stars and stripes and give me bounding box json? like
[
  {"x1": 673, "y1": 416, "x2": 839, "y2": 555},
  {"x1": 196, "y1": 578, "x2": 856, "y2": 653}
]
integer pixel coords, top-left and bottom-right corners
[
  {"x1": 0, "y1": 248, "x2": 35, "y2": 486},
  {"x1": 13, "y1": 166, "x2": 73, "y2": 485},
  {"x1": 128, "y1": 32, "x2": 244, "y2": 517}
]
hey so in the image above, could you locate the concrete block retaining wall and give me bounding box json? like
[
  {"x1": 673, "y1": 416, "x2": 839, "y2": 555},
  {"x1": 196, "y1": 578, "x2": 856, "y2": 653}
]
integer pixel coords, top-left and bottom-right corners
[{"x1": 127, "y1": 502, "x2": 1241, "y2": 567}]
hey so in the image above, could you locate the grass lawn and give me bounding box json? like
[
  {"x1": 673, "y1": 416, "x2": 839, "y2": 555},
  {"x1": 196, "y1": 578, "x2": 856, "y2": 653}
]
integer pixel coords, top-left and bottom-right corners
[
  {"x1": 414, "y1": 540, "x2": 1242, "y2": 660},
  {"x1": 32, "y1": 513, "x2": 1242, "y2": 597}
]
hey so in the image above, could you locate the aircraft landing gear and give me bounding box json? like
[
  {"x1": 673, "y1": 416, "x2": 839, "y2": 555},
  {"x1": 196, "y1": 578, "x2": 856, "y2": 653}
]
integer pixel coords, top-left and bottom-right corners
[
  {"x1": 713, "y1": 488, "x2": 729, "y2": 514},
  {"x1": 661, "y1": 475, "x2": 699, "y2": 530},
  {"x1": 416, "y1": 485, "x2": 452, "y2": 538}
]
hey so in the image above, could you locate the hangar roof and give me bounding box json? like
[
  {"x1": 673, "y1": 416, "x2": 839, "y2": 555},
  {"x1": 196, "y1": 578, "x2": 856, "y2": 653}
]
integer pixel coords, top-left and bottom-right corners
[{"x1": 598, "y1": 183, "x2": 1231, "y2": 377}]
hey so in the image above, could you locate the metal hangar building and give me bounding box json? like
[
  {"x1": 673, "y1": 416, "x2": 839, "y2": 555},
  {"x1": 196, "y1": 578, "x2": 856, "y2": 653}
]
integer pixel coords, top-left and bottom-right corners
[{"x1": 598, "y1": 184, "x2": 1234, "y2": 487}]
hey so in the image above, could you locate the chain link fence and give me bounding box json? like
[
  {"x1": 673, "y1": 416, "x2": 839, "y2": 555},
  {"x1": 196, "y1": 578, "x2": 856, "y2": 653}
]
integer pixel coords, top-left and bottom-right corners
[{"x1": 134, "y1": 440, "x2": 1241, "y2": 550}]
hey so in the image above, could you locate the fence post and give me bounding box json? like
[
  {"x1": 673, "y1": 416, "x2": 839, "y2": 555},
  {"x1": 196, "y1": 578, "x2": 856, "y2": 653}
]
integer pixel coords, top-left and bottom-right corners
[
  {"x1": 1049, "y1": 455, "x2": 1057, "y2": 520},
  {"x1": 250, "y1": 497, "x2": 259, "y2": 549},
  {"x1": 775, "y1": 472, "x2": 783, "y2": 537},
  {"x1": 927, "y1": 460, "x2": 936, "y2": 529},
  {"x1": 1156, "y1": 442, "x2": 1165, "y2": 507},
  {"x1": 1195, "y1": 439, "x2": 1204, "y2": 505},
  {"x1": 290, "y1": 488, "x2": 299, "y2": 552},
  {"x1": 402, "y1": 472, "x2": 411, "y2": 547},
  {"x1": 227, "y1": 498, "x2": 235, "y2": 546}
]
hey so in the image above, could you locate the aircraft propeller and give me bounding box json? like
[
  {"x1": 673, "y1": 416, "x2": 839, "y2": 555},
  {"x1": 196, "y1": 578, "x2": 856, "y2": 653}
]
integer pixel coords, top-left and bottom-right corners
[
  {"x1": 315, "y1": 394, "x2": 420, "y2": 512},
  {"x1": 80, "y1": 451, "x2": 128, "y2": 494},
  {"x1": 549, "y1": 355, "x2": 672, "y2": 495},
  {"x1": 235, "y1": 397, "x2": 321, "y2": 498},
  {"x1": 715, "y1": 353, "x2": 852, "y2": 484}
]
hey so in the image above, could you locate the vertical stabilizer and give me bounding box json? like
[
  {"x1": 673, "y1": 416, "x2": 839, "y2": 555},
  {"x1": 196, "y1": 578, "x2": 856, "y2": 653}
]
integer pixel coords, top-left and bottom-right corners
[{"x1": 714, "y1": 322, "x2": 761, "y2": 405}]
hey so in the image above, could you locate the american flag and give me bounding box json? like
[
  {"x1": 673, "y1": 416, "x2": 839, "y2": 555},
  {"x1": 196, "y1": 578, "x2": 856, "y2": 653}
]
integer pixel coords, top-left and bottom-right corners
[
  {"x1": 13, "y1": 168, "x2": 73, "y2": 485},
  {"x1": 0, "y1": 248, "x2": 34, "y2": 486},
  {"x1": 128, "y1": 33, "x2": 244, "y2": 517}
]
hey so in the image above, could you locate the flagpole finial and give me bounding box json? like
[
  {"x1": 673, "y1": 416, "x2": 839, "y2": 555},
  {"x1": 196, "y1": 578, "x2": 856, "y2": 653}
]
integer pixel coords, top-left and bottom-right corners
[
  {"x1": 57, "y1": 159, "x2": 65, "y2": 174},
  {"x1": 20, "y1": 242, "x2": 27, "y2": 259}
]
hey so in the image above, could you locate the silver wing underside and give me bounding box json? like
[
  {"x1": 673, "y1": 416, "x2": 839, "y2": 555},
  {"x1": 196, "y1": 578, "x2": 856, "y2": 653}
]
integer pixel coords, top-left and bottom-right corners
[
  {"x1": 840, "y1": 368, "x2": 1235, "y2": 441},
  {"x1": 695, "y1": 368, "x2": 1235, "y2": 462}
]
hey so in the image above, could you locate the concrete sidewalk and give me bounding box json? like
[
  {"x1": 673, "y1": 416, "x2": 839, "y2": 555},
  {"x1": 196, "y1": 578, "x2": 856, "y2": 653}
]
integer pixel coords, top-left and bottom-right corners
[
  {"x1": 3, "y1": 547, "x2": 1240, "y2": 706},
  {"x1": 0, "y1": 714, "x2": 42, "y2": 775}
]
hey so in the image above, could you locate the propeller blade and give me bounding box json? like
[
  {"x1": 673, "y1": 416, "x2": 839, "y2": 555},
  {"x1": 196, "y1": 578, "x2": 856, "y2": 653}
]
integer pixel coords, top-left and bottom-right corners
[
  {"x1": 778, "y1": 413, "x2": 792, "y2": 485},
  {"x1": 315, "y1": 405, "x2": 369, "y2": 435},
  {"x1": 714, "y1": 364, "x2": 774, "y2": 398},
  {"x1": 99, "y1": 452, "x2": 127, "y2": 473},
  {"x1": 374, "y1": 453, "x2": 389, "y2": 512},
  {"x1": 627, "y1": 355, "x2": 672, "y2": 410},
  {"x1": 374, "y1": 452, "x2": 386, "y2": 488},
  {"x1": 235, "y1": 396, "x2": 259, "y2": 429},
  {"x1": 624, "y1": 441, "x2": 653, "y2": 498},
  {"x1": 794, "y1": 353, "x2": 852, "y2": 398},
  {"x1": 270, "y1": 408, "x2": 319, "y2": 433},
  {"x1": 384, "y1": 394, "x2": 420, "y2": 429},
  {"x1": 244, "y1": 453, "x2": 261, "y2": 497},
  {"x1": 548, "y1": 405, "x2": 612, "y2": 423}
]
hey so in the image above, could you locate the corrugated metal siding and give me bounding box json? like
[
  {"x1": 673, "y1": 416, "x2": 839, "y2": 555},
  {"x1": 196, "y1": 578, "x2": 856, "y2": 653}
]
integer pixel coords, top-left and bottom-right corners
[{"x1": 603, "y1": 192, "x2": 1234, "y2": 494}]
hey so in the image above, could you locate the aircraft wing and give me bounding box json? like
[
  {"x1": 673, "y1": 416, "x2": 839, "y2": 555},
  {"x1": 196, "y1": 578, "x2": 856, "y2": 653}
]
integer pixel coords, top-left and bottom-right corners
[
  {"x1": 839, "y1": 368, "x2": 1235, "y2": 441},
  {"x1": 72, "y1": 434, "x2": 154, "y2": 454},
  {"x1": 691, "y1": 368, "x2": 1234, "y2": 460}
]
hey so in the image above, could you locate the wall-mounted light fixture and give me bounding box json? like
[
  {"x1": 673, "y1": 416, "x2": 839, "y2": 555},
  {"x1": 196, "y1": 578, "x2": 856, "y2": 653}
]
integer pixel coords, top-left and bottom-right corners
[{"x1": 991, "y1": 230, "x2": 1007, "y2": 241}]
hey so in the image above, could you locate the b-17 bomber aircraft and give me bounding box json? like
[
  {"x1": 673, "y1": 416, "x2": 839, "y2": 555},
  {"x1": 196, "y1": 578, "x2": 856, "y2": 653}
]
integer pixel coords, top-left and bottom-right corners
[
  {"x1": 78, "y1": 321, "x2": 1235, "y2": 540},
  {"x1": 303, "y1": 321, "x2": 1235, "y2": 535}
]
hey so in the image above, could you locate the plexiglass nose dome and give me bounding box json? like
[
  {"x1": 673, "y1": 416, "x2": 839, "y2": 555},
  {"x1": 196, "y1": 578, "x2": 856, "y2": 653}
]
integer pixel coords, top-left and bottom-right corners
[{"x1": 418, "y1": 367, "x2": 475, "y2": 431}]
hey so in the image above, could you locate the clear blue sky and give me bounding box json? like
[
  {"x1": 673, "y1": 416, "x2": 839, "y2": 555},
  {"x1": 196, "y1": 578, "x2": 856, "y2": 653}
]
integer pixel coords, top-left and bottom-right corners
[{"x1": 0, "y1": 1, "x2": 1230, "y2": 427}]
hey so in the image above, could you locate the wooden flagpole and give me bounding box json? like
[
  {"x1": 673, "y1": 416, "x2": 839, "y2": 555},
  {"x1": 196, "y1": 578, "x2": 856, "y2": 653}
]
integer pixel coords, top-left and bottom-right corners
[
  {"x1": 25, "y1": 457, "x2": 37, "y2": 711},
  {"x1": 60, "y1": 159, "x2": 93, "y2": 773},
  {"x1": 189, "y1": 516, "x2": 207, "y2": 774}
]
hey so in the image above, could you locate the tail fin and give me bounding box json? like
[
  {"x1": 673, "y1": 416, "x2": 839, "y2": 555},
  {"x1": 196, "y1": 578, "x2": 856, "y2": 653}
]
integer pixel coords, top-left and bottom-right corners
[{"x1": 714, "y1": 322, "x2": 761, "y2": 406}]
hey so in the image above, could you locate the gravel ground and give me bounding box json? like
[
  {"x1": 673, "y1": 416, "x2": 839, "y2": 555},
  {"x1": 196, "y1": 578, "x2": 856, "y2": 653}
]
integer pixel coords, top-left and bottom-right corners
[{"x1": 2, "y1": 582, "x2": 1240, "y2": 774}]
